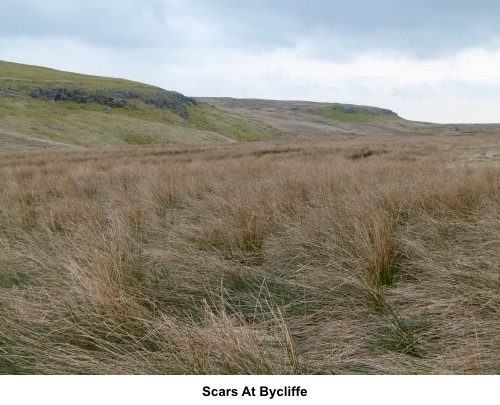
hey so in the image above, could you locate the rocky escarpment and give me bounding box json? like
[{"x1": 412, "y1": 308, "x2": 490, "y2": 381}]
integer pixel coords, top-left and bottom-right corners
[
  {"x1": 341, "y1": 105, "x2": 397, "y2": 115},
  {"x1": 26, "y1": 86, "x2": 197, "y2": 118}
]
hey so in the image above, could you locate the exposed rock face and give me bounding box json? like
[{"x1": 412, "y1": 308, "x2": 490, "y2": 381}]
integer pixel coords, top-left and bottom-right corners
[
  {"x1": 142, "y1": 91, "x2": 197, "y2": 118},
  {"x1": 343, "y1": 106, "x2": 358, "y2": 114},
  {"x1": 341, "y1": 105, "x2": 396, "y2": 116},
  {"x1": 27, "y1": 87, "x2": 197, "y2": 118},
  {"x1": 371, "y1": 108, "x2": 397, "y2": 116},
  {"x1": 0, "y1": 87, "x2": 20, "y2": 98}
]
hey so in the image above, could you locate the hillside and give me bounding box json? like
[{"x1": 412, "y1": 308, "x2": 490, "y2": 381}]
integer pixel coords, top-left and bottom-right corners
[
  {"x1": 199, "y1": 97, "x2": 500, "y2": 138},
  {"x1": 0, "y1": 61, "x2": 282, "y2": 148},
  {"x1": 2, "y1": 60, "x2": 500, "y2": 150}
]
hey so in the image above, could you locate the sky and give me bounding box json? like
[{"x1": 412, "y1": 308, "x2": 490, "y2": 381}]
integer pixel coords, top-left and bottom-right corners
[{"x1": 1, "y1": 0, "x2": 500, "y2": 123}]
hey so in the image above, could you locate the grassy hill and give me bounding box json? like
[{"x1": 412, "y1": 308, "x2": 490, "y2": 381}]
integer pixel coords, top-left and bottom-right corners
[
  {"x1": 199, "y1": 97, "x2": 500, "y2": 138},
  {"x1": 2, "y1": 60, "x2": 500, "y2": 150},
  {"x1": 0, "y1": 61, "x2": 282, "y2": 148}
]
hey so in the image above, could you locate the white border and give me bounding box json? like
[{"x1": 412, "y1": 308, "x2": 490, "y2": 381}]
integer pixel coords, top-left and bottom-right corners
[{"x1": 2, "y1": 375, "x2": 498, "y2": 405}]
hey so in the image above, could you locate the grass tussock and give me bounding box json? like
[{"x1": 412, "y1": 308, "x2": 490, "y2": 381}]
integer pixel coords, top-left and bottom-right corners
[{"x1": 0, "y1": 135, "x2": 499, "y2": 374}]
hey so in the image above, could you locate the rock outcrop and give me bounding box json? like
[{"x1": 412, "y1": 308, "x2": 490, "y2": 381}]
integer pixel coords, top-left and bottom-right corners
[
  {"x1": 27, "y1": 87, "x2": 197, "y2": 118},
  {"x1": 0, "y1": 87, "x2": 20, "y2": 98},
  {"x1": 371, "y1": 108, "x2": 397, "y2": 116},
  {"x1": 342, "y1": 106, "x2": 358, "y2": 114},
  {"x1": 341, "y1": 105, "x2": 396, "y2": 116}
]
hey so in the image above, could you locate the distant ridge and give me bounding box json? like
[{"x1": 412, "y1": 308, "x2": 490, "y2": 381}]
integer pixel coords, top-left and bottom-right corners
[
  {"x1": 198, "y1": 97, "x2": 500, "y2": 139},
  {"x1": 2, "y1": 60, "x2": 500, "y2": 149}
]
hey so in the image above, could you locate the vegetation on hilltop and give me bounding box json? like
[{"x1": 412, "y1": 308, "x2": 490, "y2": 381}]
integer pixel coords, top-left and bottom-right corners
[
  {"x1": 311, "y1": 103, "x2": 399, "y2": 122},
  {"x1": 199, "y1": 97, "x2": 500, "y2": 139}
]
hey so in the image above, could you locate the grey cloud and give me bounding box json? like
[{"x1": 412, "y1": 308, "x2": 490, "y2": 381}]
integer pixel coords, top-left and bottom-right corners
[
  {"x1": 2, "y1": 0, "x2": 500, "y2": 59},
  {"x1": 3, "y1": 0, "x2": 500, "y2": 71},
  {"x1": 0, "y1": 0, "x2": 178, "y2": 48},
  {"x1": 185, "y1": 0, "x2": 500, "y2": 58}
]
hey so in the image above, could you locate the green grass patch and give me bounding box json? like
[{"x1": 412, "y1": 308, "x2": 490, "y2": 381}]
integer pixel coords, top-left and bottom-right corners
[
  {"x1": 188, "y1": 104, "x2": 283, "y2": 142},
  {"x1": 309, "y1": 103, "x2": 399, "y2": 123}
]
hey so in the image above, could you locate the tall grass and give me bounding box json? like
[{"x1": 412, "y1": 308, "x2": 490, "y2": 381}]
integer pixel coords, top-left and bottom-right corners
[{"x1": 0, "y1": 135, "x2": 499, "y2": 374}]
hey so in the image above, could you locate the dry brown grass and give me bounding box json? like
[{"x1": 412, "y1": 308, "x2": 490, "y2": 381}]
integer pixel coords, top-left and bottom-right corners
[{"x1": 0, "y1": 135, "x2": 499, "y2": 374}]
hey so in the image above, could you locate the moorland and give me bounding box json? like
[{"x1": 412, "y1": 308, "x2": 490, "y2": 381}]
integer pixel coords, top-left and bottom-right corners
[{"x1": 0, "y1": 61, "x2": 498, "y2": 374}]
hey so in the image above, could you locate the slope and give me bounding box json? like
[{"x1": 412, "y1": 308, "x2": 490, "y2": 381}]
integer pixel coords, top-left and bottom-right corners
[
  {"x1": 3, "y1": 61, "x2": 500, "y2": 150},
  {"x1": 199, "y1": 97, "x2": 500, "y2": 138},
  {"x1": 0, "y1": 61, "x2": 281, "y2": 148}
]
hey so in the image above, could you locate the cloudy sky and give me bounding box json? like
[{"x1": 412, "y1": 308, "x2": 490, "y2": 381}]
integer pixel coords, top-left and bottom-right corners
[{"x1": 1, "y1": 0, "x2": 500, "y2": 123}]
